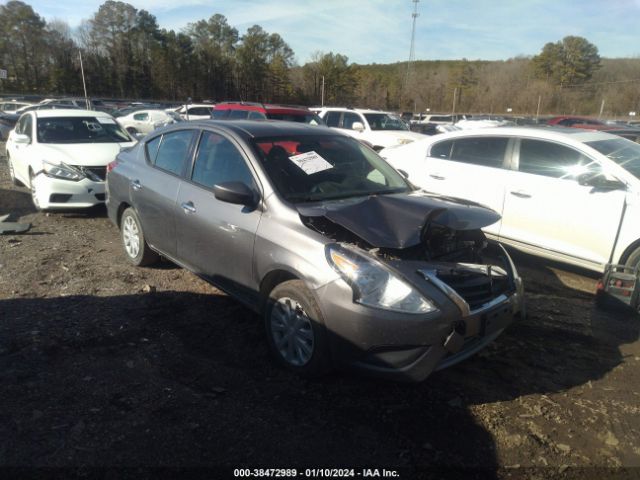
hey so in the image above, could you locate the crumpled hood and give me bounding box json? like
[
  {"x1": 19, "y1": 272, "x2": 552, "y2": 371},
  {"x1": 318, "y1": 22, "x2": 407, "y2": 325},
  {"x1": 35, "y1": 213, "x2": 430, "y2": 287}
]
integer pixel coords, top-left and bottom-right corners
[
  {"x1": 297, "y1": 192, "x2": 500, "y2": 249},
  {"x1": 33, "y1": 142, "x2": 135, "y2": 167}
]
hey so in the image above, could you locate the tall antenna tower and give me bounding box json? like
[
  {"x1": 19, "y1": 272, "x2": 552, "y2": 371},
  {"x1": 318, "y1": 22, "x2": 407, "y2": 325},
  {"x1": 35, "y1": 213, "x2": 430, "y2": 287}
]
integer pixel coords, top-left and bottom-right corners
[{"x1": 403, "y1": 0, "x2": 420, "y2": 100}]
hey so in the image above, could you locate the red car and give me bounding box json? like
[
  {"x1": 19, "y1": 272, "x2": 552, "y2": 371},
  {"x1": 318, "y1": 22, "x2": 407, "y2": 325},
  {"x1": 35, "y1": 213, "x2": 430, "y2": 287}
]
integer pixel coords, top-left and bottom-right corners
[
  {"x1": 211, "y1": 102, "x2": 324, "y2": 125},
  {"x1": 547, "y1": 115, "x2": 609, "y2": 130}
]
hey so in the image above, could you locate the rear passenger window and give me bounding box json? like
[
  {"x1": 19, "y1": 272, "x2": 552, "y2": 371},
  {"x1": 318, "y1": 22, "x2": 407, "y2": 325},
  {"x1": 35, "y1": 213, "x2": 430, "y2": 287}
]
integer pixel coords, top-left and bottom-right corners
[
  {"x1": 152, "y1": 130, "x2": 195, "y2": 176},
  {"x1": 248, "y1": 111, "x2": 267, "y2": 120},
  {"x1": 145, "y1": 136, "x2": 162, "y2": 163},
  {"x1": 191, "y1": 131, "x2": 255, "y2": 189},
  {"x1": 450, "y1": 137, "x2": 508, "y2": 168},
  {"x1": 518, "y1": 139, "x2": 596, "y2": 179},
  {"x1": 324, "y1": 111, "x2": 341, "y2": 127},
  {"x1": 430, "y1": 140, "x2": 453, "y2": 159},
  {"x1": 211, "y1": 110, "x2": 228, "y2": 120}
]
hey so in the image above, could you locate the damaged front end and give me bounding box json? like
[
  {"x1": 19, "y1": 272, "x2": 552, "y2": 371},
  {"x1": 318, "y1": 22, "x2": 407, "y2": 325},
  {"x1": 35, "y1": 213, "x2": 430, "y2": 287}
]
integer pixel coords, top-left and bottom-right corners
[{"x1": 301, "y1": 192, "x2": 524, "y2": 381}]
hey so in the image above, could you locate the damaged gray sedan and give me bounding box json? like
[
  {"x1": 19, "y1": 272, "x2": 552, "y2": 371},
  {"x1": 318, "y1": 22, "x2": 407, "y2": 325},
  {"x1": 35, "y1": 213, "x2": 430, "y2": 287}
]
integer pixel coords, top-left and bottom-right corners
[{"x1": 106, "y1": 120, "x2": 525, "y2": 381}]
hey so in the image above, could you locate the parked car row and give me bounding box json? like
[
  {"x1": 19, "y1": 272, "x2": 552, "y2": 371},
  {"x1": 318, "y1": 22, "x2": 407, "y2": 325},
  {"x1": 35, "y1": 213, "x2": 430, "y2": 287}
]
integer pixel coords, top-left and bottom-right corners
[{"x1": 2, "y1": 105, "x2": 527, "y2": 381}]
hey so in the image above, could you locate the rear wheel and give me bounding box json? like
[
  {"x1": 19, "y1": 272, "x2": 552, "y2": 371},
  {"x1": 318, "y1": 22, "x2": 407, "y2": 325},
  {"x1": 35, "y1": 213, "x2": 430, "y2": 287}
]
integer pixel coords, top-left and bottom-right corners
[
  {"x1": 264, "y1": 280, "x2": 332, "y2": 376},
  {"x1": 120, "y1": 207, "x2": 159, "y2": 266}
]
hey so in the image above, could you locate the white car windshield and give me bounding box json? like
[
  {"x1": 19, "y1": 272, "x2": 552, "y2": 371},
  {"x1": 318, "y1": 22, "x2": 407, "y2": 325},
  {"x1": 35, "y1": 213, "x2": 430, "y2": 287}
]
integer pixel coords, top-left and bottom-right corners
[
  {"x1": 586, "y1": 138, "x2": 640, "y2": 179},
  {"x1": 363, "y1": 113, "x2": 409, "y2": 131},
  {"x1": 37, "y1": 117, "x2": 132, "y2": 144}
]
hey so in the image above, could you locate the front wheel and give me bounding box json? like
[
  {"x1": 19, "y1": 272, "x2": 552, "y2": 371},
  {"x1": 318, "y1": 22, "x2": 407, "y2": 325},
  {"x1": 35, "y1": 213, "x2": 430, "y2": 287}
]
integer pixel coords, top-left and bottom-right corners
[
  {"x1": 120, "y1": 207, "x2": 159, "y2": 266},
  {"x1": 29, "y1": 170, "x2": 43, "y2": 211},
  {"x1": 624, "y1": 247, "x2": 640, "y2": 312},
  {"x1": 7, "y1": 154, "x2": 22, "y2": 186},
  {"x1": 264, "y1": 280, "x2": 332, "y2": 377}
]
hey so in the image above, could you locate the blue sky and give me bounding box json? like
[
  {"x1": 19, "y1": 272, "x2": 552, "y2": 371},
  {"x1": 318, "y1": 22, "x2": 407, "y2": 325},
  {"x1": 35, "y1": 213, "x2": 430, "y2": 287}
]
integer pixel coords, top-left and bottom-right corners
[{"x1": 14, "y1": 0, "x2": 640, "y2": 64}]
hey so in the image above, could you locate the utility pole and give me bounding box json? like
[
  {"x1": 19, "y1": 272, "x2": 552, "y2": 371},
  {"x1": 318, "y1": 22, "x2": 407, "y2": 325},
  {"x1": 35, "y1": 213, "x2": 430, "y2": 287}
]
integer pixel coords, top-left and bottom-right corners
[
  {"x1": 452, "y1": 87, "x2": 458, "y2": 115},
  {"x1": 403, "y1": 0, "x2": 419, "y2": 108},
  {"x1": 79, "y1": 51, "x2": 90, "y2": 110},
  {"x1": 321, "y1": 75, "x2": 325, "y2": 107}
]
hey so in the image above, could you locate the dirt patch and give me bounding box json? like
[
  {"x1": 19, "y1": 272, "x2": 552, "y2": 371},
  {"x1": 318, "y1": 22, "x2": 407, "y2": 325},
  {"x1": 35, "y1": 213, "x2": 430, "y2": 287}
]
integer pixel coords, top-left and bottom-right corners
[{"x1": 1, "y1": 146, "x2": 639, "y2": 477}]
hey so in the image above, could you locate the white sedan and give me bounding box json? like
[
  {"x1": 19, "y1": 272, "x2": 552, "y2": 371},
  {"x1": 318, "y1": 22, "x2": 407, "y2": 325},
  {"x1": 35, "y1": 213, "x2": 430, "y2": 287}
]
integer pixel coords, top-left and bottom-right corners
[
  {"x1": 6, "y1": 109, "x2": 136, "y2": 210},
  {"x1": 381, "y1": 126, "x2": 640, "y2": 274},
  {"x1": 116, "y1": 109, "x2": 181, "y2": 135}
]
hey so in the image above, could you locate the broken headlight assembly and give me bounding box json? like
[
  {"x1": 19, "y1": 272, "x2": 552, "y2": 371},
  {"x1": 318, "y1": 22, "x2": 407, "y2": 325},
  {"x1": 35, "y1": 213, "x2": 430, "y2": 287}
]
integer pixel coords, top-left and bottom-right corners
[
  {"x1": 326, "y1": 244, "x2": 438, "y2": 314},
  {"x1": 42, "y1": 160, "x2": 84, "y2": 182}
]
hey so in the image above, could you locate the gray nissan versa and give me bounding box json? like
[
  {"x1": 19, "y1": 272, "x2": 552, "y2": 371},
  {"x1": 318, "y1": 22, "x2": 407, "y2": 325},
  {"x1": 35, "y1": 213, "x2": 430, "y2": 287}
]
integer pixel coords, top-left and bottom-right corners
[{"x1": 106, "y1": 120, "x2": 524, "y2": 381}]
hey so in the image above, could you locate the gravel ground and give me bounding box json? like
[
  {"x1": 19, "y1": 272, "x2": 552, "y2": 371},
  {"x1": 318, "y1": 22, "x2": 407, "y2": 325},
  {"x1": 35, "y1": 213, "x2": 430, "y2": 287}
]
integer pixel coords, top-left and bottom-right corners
[{"x1": 1, "y1": 144, "x2": 639, "y2": 479}]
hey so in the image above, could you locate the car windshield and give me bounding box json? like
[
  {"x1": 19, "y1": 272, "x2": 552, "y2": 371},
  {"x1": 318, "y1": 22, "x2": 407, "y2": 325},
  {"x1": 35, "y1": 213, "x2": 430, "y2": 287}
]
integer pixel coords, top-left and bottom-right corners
[
  {"x1": 37, "y1": 116, "x2": 132, "y2": 144},
  {"x1": 266, "y1": 112, "x2": 325, "y2": 126},
  {"x1": 363, "y1": 113, "x2": 409, "y2": 131},
  {"x1": 586, "y1": 138, "x2": 640, "y2": 179},
  {"x1": 252, "y1": 134, "x2": 410, "y2": 203}
]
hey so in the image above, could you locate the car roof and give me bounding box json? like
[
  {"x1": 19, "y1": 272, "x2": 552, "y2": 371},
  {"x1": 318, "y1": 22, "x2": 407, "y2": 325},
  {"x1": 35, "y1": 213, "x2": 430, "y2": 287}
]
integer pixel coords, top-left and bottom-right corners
[
  {"x1": 419, "y1": 125, "x2": 622, "y2": 144},
  {"x1": 214, "y1": 102, "x2": 313, "y2": 114},
  {"x1": 317, "y1": 107, "x2": 391, "y2": 114},
  {"x1": 33, "y1": 109, "x2": 114, "y2": 119},
  {"x1": 176, "y1": 119, "x2": 334, "y2": 139}
]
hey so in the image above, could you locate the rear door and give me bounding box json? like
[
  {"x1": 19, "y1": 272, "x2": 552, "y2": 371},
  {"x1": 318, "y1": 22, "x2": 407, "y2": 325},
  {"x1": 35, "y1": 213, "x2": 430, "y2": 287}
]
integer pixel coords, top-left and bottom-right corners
[
  {"x1": 413, "y1": 136, "x2": 513, "y2": 236},
  {"x1": 131, "y1": 129, "x2": 197, "y2": 258},
  {"x1": 499, "y1": 137, "x2": 626, "y2": 266},
  {"x1": 176, "y1": 129, "x2": 262, "y2": 298}
]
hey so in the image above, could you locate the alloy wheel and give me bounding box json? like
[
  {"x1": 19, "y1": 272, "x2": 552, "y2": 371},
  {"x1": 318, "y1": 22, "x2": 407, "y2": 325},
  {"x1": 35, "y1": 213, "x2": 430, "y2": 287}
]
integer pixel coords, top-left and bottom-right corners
[{"x1": 122, "y1": 215, "x2": 141, "y2": 259}]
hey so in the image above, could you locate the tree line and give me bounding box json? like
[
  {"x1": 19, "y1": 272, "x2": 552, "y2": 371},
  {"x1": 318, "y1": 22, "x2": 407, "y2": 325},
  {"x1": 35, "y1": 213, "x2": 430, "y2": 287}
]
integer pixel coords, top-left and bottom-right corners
[{"x1": 1, "y1": 0, "x2": 639, "y2": 118}]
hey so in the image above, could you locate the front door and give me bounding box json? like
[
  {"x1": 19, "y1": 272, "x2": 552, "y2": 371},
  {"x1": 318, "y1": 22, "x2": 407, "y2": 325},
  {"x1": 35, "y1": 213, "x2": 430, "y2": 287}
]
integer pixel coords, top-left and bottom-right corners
[
  {"x1": 499, "y1": 138, "x2": 626, "y2": 266},
  {"x1": 176, "y1": 130, "x2": 262, "y2": 298}
]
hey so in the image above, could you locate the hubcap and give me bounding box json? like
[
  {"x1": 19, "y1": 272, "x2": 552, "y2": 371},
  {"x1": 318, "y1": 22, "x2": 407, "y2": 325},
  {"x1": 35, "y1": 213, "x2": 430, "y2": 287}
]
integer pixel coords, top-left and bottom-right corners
[
  {"x1": 122, "y1": 215, "x2": 140, "y2": 258},
  {"x1": 270, "y1": 297, "x2": 315, "y2": 366}
]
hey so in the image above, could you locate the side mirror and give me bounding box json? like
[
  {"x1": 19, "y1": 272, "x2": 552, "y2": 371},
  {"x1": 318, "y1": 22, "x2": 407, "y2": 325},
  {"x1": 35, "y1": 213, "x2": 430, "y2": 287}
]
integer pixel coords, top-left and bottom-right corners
[
  {"x1": 351, "y1": 121, "x2": 365, "y2": 132},
  {"x1": 214, "y1": 181, "x2": 257, "y2": 206},
  {"x1": 577, "y1": 173, "x2": 626, "y2": 190},
  {"x1": 13, "y1": 133, "x2": 31, "y2": 145}
]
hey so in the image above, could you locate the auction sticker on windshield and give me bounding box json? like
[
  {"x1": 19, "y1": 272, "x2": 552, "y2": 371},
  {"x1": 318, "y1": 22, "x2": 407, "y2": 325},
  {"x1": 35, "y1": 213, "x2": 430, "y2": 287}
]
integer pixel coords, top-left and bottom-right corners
[
  {"x1": 289, "y1": 151, "x2": 333, "y2": 175},
  {"x1": 97, "y1": 117, "x2": 117, "y2": 124}
]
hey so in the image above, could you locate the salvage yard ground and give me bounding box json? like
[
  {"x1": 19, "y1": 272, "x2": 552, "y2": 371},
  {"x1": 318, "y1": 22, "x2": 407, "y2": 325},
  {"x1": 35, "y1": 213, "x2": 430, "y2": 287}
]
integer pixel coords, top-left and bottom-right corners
[{"x1": 0, "y1": 143, "x2": 639, "y2": 478}]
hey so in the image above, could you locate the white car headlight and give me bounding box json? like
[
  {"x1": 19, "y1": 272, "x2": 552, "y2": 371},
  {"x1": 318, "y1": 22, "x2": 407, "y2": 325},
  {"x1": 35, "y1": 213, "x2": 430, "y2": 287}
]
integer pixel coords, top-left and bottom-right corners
[
  {"x1": 42, "y1": 160, "x2": 84, "y2": 182},
  {"x1": 326, "y1": 244, "x2": 437, "y2": 314}
]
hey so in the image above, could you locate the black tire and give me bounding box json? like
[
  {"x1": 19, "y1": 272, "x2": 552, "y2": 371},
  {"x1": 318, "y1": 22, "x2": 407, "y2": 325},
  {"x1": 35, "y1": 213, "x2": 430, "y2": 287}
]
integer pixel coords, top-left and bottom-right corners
[
  {"x1": 264, "y1": 280, "x2": 332, "y2": 377},
  {"x1": 624, "y1": 247, "x2": 640, "y2": 312},
  {"x1": 126, "y1": 127, "x2": 138, "y2": 135},
  {"x1": 29, "y1": 170, "x2": 43, "y2": 211},
  {"x1": 120, "y1": 207, "x2": 159, "y2": 267},
  {"x1": 7, "y1": 154, "x2": 23, "y2": 186}
]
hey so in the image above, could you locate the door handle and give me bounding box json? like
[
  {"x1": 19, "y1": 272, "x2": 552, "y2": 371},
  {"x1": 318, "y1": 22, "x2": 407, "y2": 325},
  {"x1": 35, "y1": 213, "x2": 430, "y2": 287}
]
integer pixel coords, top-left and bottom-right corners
[
  {"x1": 510, "y1": 190, "x2": 532, "y2": 198},
  {"x1": 429, "y1": 174, "x2": 446, "y2": 180},
  {"x1": 181, "y1": 201, "x2": 196, "y2": 214},
  {"x1": 131, "y1": 180, "x2": 142, "y2": 191}
]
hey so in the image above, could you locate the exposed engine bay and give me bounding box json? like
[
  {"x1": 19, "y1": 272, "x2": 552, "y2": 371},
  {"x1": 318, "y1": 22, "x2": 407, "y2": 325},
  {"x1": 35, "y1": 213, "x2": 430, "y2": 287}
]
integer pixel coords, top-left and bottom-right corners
[{"x1": 299, "y1": 192, "x2": 517, "y2": 313}]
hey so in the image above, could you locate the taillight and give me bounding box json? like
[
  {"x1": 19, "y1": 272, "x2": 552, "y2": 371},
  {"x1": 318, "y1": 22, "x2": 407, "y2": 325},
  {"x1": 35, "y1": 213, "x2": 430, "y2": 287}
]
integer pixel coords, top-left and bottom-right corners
[{"x1": 107, "y1": 160, "x2": 118, "y2": 173}]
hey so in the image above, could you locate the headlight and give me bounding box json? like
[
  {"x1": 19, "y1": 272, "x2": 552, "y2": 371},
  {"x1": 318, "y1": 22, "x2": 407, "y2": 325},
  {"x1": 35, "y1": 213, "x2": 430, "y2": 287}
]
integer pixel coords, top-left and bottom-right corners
[
  {"x1": 326, "y1": 244, "x2": 437, "y2": 314},
  {"x1": 42, "y1": 160, "x2": 84, "y2": 182}
]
